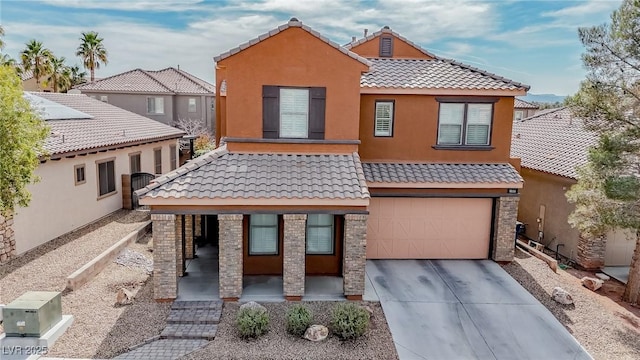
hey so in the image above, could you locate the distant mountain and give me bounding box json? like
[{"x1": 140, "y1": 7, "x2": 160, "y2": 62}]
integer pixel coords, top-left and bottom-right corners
[{"x1": 519, "y1": 93, "x2": 566, "y2": 104}]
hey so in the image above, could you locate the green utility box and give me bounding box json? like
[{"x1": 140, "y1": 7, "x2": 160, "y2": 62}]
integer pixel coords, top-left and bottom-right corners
[{"x1": 2, "y1": 291, "x2": 62, "y2": 337}]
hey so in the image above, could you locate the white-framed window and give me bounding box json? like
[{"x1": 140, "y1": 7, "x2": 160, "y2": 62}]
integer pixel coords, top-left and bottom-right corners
[
  {"x1": 437, "y1": 103, "x2": 493, "y2": 146},
  {"x1": 188, "y1": 98, "x2": 197, "y2": 113},
  {"x1": 74, "y1": 164, "x2": 86, "y2": 185},
  {"x1": 374, "y1": 101, "x2": 394, "y2": 137},
  {"x1": 100, "y1": 95, "x2": 108, "y2": 103},
  {"x1": 514, "y1": 110, "x2": 524, "y2": 121},
  {"x1": 154, "y1": 148, "x2": 162, "y2": 175},
  {"x1": 249, "y1": 214, "x2": 279, "y2": 255},
  {"x1": 279, "y1": 88, "x2": 309, "y2": 138},
  {"x1": 147, "y1": 97, "x2": 165, "y2": 114},
  {"x1": 97, "y1": 159, "x2": 116, "y2": 198},
  {"x1": 306, "y1": 214, "x2": 334, "y2": 255}
]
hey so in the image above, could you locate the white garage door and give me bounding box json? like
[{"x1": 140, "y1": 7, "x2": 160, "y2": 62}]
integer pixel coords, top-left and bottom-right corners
[{"x1": 367, "y1": 197, "x2": 493, "y2": 259}]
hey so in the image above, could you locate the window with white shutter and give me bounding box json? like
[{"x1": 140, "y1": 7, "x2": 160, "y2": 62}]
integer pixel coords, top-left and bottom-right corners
[
  {"x1": 279, "y1": 88, "x2": 309, "y2": 138},
  {"x1": 374, "y1": 101, "x2": 394, "y2": 137},
  {"x1": 250, "y1": 214, "x2": 279, "y2": 255},
  {"x1": 306, "y1": 214, "x2": 334, "y2": 255},
  {"x1": 437, "y1": 101, "x2": 494, "y2": 146}
]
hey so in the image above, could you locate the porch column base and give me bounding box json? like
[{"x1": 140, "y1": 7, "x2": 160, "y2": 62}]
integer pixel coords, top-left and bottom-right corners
[
  {"x1": 284, "y1": 214, "x2": 307, "y2": 298},
  {"x1": 222, "y1": 297, "x2": 239, "y2": 302},
  {"x1": 343, "y1": 214, "x2": 367, "y2": 297},
  {"x1": 285, "y1": 296, "x2": 302, "y2": 301},
  {"x1": 346, "y1": 295, "x2": 362, "y2": 301},
  {"x1": 492, "y1": 197, "x2": 519, "y2": 262},
  {"x1": 219, "y1": 214, "x2": 243, "y2": 299},
  {"x1": 152, "y1": 213, "x2": 178, "y2": 300}
]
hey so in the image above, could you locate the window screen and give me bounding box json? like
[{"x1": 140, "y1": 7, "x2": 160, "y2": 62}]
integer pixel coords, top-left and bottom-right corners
[
  {"x1": 250, "y1": 214, "x2": 279, "y2": 255},
  {"x1": 306, "y1": 214, "x2": 334, "y2": 254},
  {"x1": 98, "y1": 160, "x2": 115, "y2": 196},
  {"x1": 279, "y1": 88, "x2": 309, "y2": 138}
]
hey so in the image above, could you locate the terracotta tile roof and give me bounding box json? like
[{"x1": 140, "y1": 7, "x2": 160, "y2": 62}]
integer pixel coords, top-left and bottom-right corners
[
  {"x1": 137, "y1": 146, "x2": 370, "y2": 201},
  {"x1": 363, "y1": 162, "x2": 523, "y2": 184},
  {"x1": 214, "y1": 18, "x2": 372, "y2": 68},
  {"x1": 28, "y1": 92, "x2": 184, "y2": 157},
  {"x1": 515, "y1": 98, "x2": 539, "y2": 109},
  {"x1": 344, "y1": 26, "x2": 437, "y2": 59},
  {"x1": 511, "y1": 107, "x2": 598, "y2": 179},
  {"x1": 361, "y1": 58, "x2": 529, "y2": 91},
  {"x1": 75, "y1": 67, "x2": 215, "y2": 94}
]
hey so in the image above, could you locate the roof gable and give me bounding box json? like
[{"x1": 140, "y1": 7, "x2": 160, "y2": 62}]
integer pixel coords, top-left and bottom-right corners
[
  {"x1": 214, "y1": 18, "x2": 371, "y2": 68},
  {"x1": 515, "y1": 98, "x2": 539, "y2": 109},
  {"x1": 346, "y1": 27, "x2": 436, "y2": 59}
]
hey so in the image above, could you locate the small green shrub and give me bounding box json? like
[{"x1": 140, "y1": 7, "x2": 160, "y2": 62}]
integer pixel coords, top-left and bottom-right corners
[
  {"x1": 330, "y1": 302, "x2": 370, "y2": 340},
  {"x1": 285, "y1": 304, "x2": 313, "y2": 336},
  {"x1": 236, "y1": 306, "x2": 270, "y2": 338}
]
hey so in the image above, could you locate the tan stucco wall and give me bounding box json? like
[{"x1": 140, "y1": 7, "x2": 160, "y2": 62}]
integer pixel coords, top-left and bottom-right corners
[
  {"x1": 22, "y1": 78, "x2": 54, "y2": 92},
  {"x1": 13, "y1": 139, "x2": 178, "y2": 255},
  {"x1": 518, "y1": 168, "x2": 580, "y2": 260}
]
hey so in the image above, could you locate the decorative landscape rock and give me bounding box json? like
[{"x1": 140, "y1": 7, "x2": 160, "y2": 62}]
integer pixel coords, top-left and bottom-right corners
[
  {"x1": 551, "y1": 287, "x2": 574, "y2": 305},
  {"x1": 581, "y1": 277, "x2": 604, "y2": 291},
  {"x1": 303, "y1": 325, "x2": 329, "y2": 342},
  {"x1": 240, "y1": 301, "x2": 266, "y2": 312},
  {"x1": 116, "y1": 288, "x2": 135, "y2": 306},
  {"x1": 595, "y1": 273, "x2": 610, "y2": 281}
]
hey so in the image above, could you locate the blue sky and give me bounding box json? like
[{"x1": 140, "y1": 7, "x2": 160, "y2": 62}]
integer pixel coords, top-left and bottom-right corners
[{"x1": 0, "y1": 0, "x2": 623, "y2": 95}]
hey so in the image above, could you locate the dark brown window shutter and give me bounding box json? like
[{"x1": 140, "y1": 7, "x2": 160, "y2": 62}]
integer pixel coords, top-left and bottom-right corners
[
  {"x1": 262, "y1": 85, "x2": 279, "y2": 138},
  {"x1": 379, "y1": 36, "x2": 393, "y2": 57},
  {"x1": 309, "y1": 87, "x2": 326, "y2": 139}
]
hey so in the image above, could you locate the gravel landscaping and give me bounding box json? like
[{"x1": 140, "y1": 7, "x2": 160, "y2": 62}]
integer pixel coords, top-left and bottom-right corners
[
  {"x1": 182, "y1": 301, "x2": 398, "y2": 360},
  {"x1": 503, "y1": 249, "x2": 640, "y2": 360}
]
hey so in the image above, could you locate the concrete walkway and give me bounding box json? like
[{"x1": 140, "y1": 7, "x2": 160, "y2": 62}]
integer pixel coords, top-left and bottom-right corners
[{"x1": 366, "y1": 260, "x2": 592, "y2": 360}]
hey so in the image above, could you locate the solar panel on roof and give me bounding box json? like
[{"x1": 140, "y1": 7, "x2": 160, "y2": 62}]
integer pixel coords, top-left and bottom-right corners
[{"x1": 24, "y1": 93, "x2": 93, "y2": 120}]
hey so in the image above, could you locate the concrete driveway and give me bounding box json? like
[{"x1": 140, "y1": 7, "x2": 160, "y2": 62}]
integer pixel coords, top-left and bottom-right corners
[{"x1": 365, "y1": 260, "x2": 592, "y2": 360}]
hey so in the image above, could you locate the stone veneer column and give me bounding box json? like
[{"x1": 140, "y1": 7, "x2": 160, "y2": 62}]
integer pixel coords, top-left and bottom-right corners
[
  {"x1": 152, "y1": 213, "x2": 177, "y2": 301},
  {"x1": 576, "y1": 234, "x2": 607, "y2": 270},
  {"x1": 185, "y1": 215, "x2": 194, "y2": 260},
  {"x1": 343, "y1": 214, "x2": 367, "y2": 300},
  {"x1": 218, "y1": 214, "x2": 243, "y2": 301},
  {"x1": 195, "y1": 215, "x2": 202, "y2": 238},
  {"x1": 0, "y1": 214, "x2": 16, "y2": 263},
  {"x1": 283, "y1": 214, "x2": 307, "y2": 300},
  {"x1": 175, "y1": 215, "x2": 184, "y2": 277},
  {"x1": 492, "y1": 197, "x2": 519, "y2": 262}
]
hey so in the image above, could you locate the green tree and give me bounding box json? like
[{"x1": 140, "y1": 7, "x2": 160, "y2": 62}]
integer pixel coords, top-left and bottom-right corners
[
  {"x1": 0, "y1": 54, "x2": 16, "y2": 67},
  {"x1": 76, "y1": 31, "x2": 108, "y2": 82},
  {"x1": 0, "y1": 65, "x2": 49, "y2": 216},
  {"x1": 45, "y1": 55, "x2": 71, "y2": 92},
  {"x1": 20, "y1": 39, "x2": 52, "y2": 89},
  {"x1": 566, "y1": 0, "x2": 640, "y2": 303},
  {"x1": 69, "y1": 64, "x2": 87, "y2": 87},
  {"x1": 0, "y1": 25, "x2": 5, "y2": 50}
]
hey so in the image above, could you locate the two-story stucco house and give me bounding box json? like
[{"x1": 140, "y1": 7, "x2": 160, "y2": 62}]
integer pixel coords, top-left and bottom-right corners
[
  {"x1": 136, "y1": 19, "x2": 528, "y2": 302},
  {"x1": 74, "y1": 67, "x2": 216, "y2": 133},
  {"x1": 0, "y1": 93, "x2": 184, "y2": 262}
]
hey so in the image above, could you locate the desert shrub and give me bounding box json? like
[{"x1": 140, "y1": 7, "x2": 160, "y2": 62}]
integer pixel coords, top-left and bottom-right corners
[
  {"x1": 330, "y1": 302, "x2": 370, "y2": 340},
  {"x1": 285, "y1": 304, "x2": 313, "y2": 336},
  {"x1": 236, "y1": 306, "x2": 269, "y2": 338}
]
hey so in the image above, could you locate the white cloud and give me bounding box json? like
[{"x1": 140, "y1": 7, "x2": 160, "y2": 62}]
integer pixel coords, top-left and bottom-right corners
[
  {"x1": 39, "y1": 0, "x2": 205, "y2": 12},
  {"x1": 542, "y1": 0, "x2": 621, "y2": 18}
]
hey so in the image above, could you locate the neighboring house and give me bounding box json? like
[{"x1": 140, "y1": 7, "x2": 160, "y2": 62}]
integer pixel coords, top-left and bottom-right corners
[
  {"x1": 0, "y1": 93, "x2": 184, "y2": 262},
  {"x1": 74, "y1": 67, "x2": 215, "y2": 133},
  {"x1": 514, "y1": 98, "x2": 539, "y2": 121},
  {"x1": 136, "y1": 19, "x2": 527, "y2": 302},
  {"x1": 511, "y1": 107, "x2": 633, "y2": 269},
  {"x1": 20, "y1": 69, "x2": 54, "y2": 92}
]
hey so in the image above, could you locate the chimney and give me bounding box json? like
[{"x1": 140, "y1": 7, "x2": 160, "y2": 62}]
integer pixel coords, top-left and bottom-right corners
[
  {"x1": 352, "y1": 36, "x2": 356, "y2": 43},
  {"x1": 364, "y1": 28, "x2": 368, "y2": 37}
]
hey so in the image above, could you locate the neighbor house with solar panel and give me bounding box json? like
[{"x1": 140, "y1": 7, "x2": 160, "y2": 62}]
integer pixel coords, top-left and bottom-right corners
[
  {"x1": 135, "y1": 19, "x2": 529, "y2": 302},
  {"x1": 5, "y1": 93, "x2": 184, "y2": 257}
]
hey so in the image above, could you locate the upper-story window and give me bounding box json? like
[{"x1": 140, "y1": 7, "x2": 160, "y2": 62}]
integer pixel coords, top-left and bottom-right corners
[
  {"x1": 374, "y1": 101, "x2": 394, "y2": 137},
  {"x1": 262, "y1": 86, "x2": 326, "y2": 140},
  {"x1": 188, "y1": 98, "x2": 197, "y2": 113},
  {"x1": 379, "y1": 36, "x2": 393, "y2": 57},
  {"x1": 437, "y1": 102, "x2": 493, "y2": 146},
  {"x1": 147, "y1": 97, "x2": 165, "y2": 114},
  {"x1": 514, "y1": 110, "x2": 524, "y2": 121},
  {"x1": 100, "y1": 95, "x2": 108, "y2": 103}
]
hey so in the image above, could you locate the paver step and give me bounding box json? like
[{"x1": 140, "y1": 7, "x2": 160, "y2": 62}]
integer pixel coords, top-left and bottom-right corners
[
  {"x1": 160, "y1": 323, "x2": 218, "y2": 340},
  {"x1": 113, "y1": 339, "x2": 208, "y2": 359},
  {"x1": 171, "y1": 300, "x2": 222, "y2": 310},
  {"x1": 167, "y1": 307, "x2": 222, "y2": 324}
]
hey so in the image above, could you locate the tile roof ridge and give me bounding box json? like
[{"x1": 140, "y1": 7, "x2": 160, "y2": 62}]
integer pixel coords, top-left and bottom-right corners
[
  {"x1": 519, "y1": 106, "x2": 568, "y2": 122},
  {"x1": 171, "y1": 67, "x2": 216, "y2": 93},
  {"x1": 139, "y1": 68, "x2": 175, "y2": 93},
  {"x1": 136, "y1": 145, "x2": 229, "y2": 197},
  {"x1": 214, "y1": 18, "x2": 371, "y2": 68},
  {"x1": 352, "y1": 152, "x2": 370, "y2": 199},
  {"x1": 515, "y1": 98, "x2": 538, "y2": 108},
  {"x1": 74, "y1": 68, "x2": 146, "y2": 89},
  {"x1": 439, "y1": 57, "x2": 530, "y2": 91}
]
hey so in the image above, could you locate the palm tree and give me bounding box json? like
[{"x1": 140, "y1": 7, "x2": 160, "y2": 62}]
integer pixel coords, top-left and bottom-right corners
[
  {"x1": 20, "y1": 39, "x2": 52, "y2": 89},
  {"x1": 76, "y1": 31, "x2": 108, "y2": 82},
  {"x1": 69, "y1": 64, "x2": 87, "y2": 87},
  {"x1": 0, "y1": 25, "x2": 5, "y2": 50},
  {"x1": 45, "y1": 55, "x2": 71, "y2": 92},
  {"x1": 0, "y1": 54, "x2": 16, "y2": 67}
]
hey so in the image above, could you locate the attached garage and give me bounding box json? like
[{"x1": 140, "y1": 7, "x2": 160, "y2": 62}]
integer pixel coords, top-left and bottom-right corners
[{"x1": 366, "y1": 197, "x2": 493, "y2": 259}]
